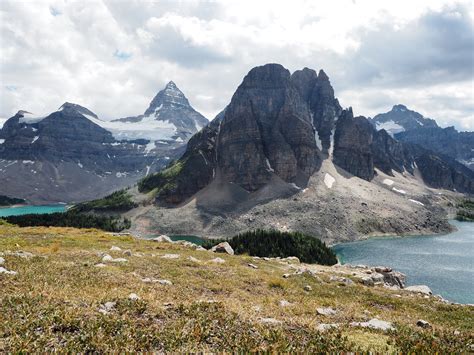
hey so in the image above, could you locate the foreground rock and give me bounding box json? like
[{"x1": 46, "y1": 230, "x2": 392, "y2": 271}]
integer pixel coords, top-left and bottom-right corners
[
  {"x1": 210, "y1": 242, "x2": 234, "y2": 255},
  {"x1": 405, "y1": 285, "x2": 432, "y2": 295},
  {"x1": 351, "y1": 318, "x2": 394, "y2": 331}
]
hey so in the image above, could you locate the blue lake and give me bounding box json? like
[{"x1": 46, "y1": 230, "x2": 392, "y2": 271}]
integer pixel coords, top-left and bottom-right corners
[
  {"x1": 0, "y1": 204, "x2": 67, "y2": 217},
  {"x1": 333, "y1": 220, "x2": 474, "y2": 304}
]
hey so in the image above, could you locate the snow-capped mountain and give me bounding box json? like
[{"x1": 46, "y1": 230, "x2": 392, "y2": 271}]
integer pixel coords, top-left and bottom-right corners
[
  {"x1": 112, "y1": 81, "x2": 208, "y2": 142},
  {"x1": 370, "y1": 104, "x2": 438, "y2": 136},
  {"x1": 0, "y1": 81, "x2": 209, "y2": 203}
]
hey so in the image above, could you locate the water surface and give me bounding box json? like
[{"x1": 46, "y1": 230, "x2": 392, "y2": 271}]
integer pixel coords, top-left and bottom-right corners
[
  {"x1": 333, "y1": 221, "x2": 474, "y2": 304},
  {"x1": 0, "y1": 204, "x2": 67, "y2": 217}
]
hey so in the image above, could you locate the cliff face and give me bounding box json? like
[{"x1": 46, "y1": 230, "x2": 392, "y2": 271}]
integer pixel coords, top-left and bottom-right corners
[
  {"x1": 333, "y1": 109, "x2": 375, "y2": 181},
  {"x1": 217, "y1": 64, "x2": 321, "y2": 191}
]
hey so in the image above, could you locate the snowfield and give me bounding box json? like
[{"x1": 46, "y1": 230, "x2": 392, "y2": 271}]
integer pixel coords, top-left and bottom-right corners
[{"x1": 375, "y1": 120, "x2": 405, "y2": 136}]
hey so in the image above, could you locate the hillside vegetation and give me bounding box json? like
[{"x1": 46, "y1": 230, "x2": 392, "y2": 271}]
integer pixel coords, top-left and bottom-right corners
[
  {"x1": 0, "y1": 195, "x2": 25, "y2": 206},
  {"x1": 71, "y1": 189, "x2": 137, "y2": 213},
  {"x1": 2, "y1": 211, "x2": 130, "y2": 232},
  {"x1": 456, "y1": 198, "x2": 474, "y2": 222},
  {"x1": 0, "y1": 226, "x2": 472, "y2": 352},
  {"x1": 203, "y1": 230, "x2": 337, "y2": 265}
]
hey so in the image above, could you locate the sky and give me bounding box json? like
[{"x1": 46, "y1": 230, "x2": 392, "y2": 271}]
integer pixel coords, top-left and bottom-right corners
[{"x1": 0, "y1": 0, "x2": 473, "y2": 130}]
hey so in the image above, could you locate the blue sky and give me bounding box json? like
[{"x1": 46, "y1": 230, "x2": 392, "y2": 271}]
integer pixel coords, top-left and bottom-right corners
[{"x1": 1, "y1": 0, "x2": 473, "y2": 130}]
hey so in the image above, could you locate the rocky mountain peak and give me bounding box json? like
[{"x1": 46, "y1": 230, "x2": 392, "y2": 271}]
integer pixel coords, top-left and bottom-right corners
[
  {"x1": 16, "y1": 110, "x2": 32, "y2": 117},
  {"x1": 144, "y1": 81, "x2": 190, "y2": 116},
  {"x1": 58, "y1": 102, "x2": 99, "y2": 119},
  {"x1": 371, "y1": 104, "x2": 438, "y2": 136},
  {"x1": 317, "y1": 69, "x2": 329, "y2": 81}
]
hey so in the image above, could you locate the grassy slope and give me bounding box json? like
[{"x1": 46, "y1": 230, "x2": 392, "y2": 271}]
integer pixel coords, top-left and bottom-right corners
[{"x1": 0, "y1": 226, "x2": 472, "y2": 352}]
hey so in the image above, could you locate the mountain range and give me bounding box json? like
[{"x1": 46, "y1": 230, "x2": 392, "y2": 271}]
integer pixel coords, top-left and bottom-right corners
[
  {"x1": 123, "y1": 64, "x2": 473, "y2": 242},
  {"x1": 1, "y1": 63, "x2": 473, "y2": 243},
  {"x1": 0, "y1": 82, "x2": 207, "y2": 203}
]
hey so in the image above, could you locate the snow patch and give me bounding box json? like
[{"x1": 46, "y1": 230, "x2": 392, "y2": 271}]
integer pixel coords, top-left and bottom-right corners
[
  {"x1": 143, "y1": 141, "x2": 156, "y2": 154},
  {"x1": 32, "y1": 136, "x2": 39, "y2": 143},
  {"x1": 392, "y1": 187, "x2": 406, "y2": 194},
  {"x1": 382, "y1": 179, "x2": 394, "y2": 186},
  {"x1": 324, "y1": 173, "x2": 335, "y2": 189},
  {"x1": 77, "y1": 162, "x2": 83, "y2": 168},
  {"x1": 265, "y1": 158, "x2": 275, "y2": 172},
  {"x1": 409, "y1": 199, "x2": 425, "y2": 206},
  {"x1": 22, "y1": 160, "x2": 34, "y2": 164},
  {"x1": 375, "y1": 120, "x2": 405, "y2": 136},
  {"x1": 0, "y1": 139, "x2": 4, "y2": 144}
]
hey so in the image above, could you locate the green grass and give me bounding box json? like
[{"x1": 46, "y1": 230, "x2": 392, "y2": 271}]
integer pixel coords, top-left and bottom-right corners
[
  {"x1": 0, "y1": 226, "x2": 472, "y2": 352},
  {"x1": 138, "y1": 159, "x2": 186, "y2": 193},
  {"x1": 71, "y1": 189, "x2": 137, "y2": 213}
]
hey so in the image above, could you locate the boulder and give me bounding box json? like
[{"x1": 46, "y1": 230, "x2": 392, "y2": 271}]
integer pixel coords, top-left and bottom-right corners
[
  {"x1": 248, "y1": 263, "x2": 258, "y2": 269},
  {"x1": 128, "y1": 293, "x2": 140, "y2": 301},
  {"x1": 210, "y1": 257, "x2": 225, "y2": 264},
  {"x1": 0, "y1": 266, "x2": 17, "y2": 275},
  {"x1": 122, "y1": 250, "x2": 132, "y2": 257},
  {"x1": 405, "y1": 285, "x2": 432, "y2": 295},
  {"x1": 304, "y1": 285, "x2": 313, "y2": 291},
  {"x1": 350, "y1": 318, "x2": 394, "y2": 331},
  {"x1": 279, "y1": 300, "x2": 292, "y2": 307},
  {"x1": 151, "y1": 235, "x2": 173, "y2": 243},
  {"x1": 158, "y1": 279, "x2": 173, "y2": 285},
  {"x1": 98, "y1": 301, "x2": 116, "y2": 315},
  {"x1": 360, "y1": 276, "x2": 375, "y2": 286},
  {"x1": 161, "y1": 254, "x2": 180, "y2": 259},
  {"x1": 0, "y1": 257, "x2": 5, "y2": 265},
  {"x1": 317, "y1": 307, "x2": 337, "y2": 316},
  {"x1": 416, "y1": 319, "x2": 431, "y2": 328},
  {"x1": 317, "y1": 323, "x2": 339, "y2": 332},
  {"x1": 110, "y1": 246, "x2": 121, "y2": 251},
  {"x1": 210, "y1": 242, "x2": 234, "y2": 255}
]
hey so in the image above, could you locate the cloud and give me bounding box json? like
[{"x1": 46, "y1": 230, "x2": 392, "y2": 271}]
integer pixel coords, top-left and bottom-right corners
[{"x1": 0, "y1": 0, "x2": 472, "y2": 130}]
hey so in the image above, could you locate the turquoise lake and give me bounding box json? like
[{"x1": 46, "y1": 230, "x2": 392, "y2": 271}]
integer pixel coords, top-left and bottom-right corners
[
  {"x1": 0, "y1": 204, "x2": 67, "y2": 217},
  {"x1": 333, "y1": 220, "x2": 474, "y2": 304}
]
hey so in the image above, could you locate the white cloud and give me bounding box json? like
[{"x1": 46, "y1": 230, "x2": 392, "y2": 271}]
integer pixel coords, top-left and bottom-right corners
[{"x1": 0, "y1": 0, "x2": 472, "y2": 130}]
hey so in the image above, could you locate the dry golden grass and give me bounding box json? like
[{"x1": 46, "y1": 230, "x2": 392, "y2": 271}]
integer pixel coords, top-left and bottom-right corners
[{"x1": 0, "y1": 225, "x2": 472, "y2": 352}]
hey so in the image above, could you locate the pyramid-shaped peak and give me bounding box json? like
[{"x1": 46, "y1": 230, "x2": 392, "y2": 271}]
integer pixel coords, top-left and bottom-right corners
[
  {"x1": 58, "y1": 102, "x2": 99, "y2": 119},
  {"x1": 144, "y1": 81, "x2": 191, "y2": 115}
]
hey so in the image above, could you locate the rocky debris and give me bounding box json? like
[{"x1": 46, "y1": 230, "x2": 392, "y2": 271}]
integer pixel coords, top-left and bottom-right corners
[
  {"x1": 416, "y1": 319, "x2": 431, "y2": 328},
  {"x1": 122, "y1": 250, "x2": 132, "y2": 257},
  {"x1": 259, "y1": 317, "x2": 282, "y2": 325},
  {"x1": 350, "y1": 318, "x2": 394, "y2": 331},
  {"x1": 161, "y1": 254, "x2": 180, "y2": 259},
  {"x1": 405, "y1": 285, "x2": 432, "y2": 295},
  {"x1": 304, "y1": 285, "x2": 313, "y2": 291},
  {"x1": 128, "y1": 293, "x2": 140, "y2": 301},
  {"x1": 98, "y1": 301, "x2": 116, "y2": 315},
  {"x1": 329, "y1": 276, "x2": 354, "y2": 286},
  {"x1": 210, "y1": 257, "x2": 225, "y2": 264},
  {"x1": 110, "y1": 246, "x2": 121, "y2": 251},
  {"x1": 317, "y1": 307, "x2": 337, "y2": 316},
  {"x1": 279, "y1": 300, "x2": 292, "y2": 307},
  {"x1": 158, "y1": 279, "x2": 173, "y2": 285},
  {"x1": 0, "y1": 266, "x2": 17, "y2": 275},
  {"x1": 210, "y1": 242, "x2": 234, "y2": 255},
  {"x1": 151, "y1": 235, "x2": 173, "y2": 243},
  {"x1": 175, "y1": 240, "x2": 201, "y2": 249},
  {"x1": 283, "y1": 256, "x2": 300, "y2": 264},
  {"x1": 360, "y1": 276, "x2": 375, "y2": 286},
  {"x1": 248, "y1": 263, "x2": 258, "y2": 269},
  {"x1": 0, "y1": 250, "x2": 34, "y2": 258},
  {"x1": 317, "y1": 323, "x2": 339, "y2": 332},
  {"x1": 101, "y1": 254, "x2": 127, "y2": 263}
]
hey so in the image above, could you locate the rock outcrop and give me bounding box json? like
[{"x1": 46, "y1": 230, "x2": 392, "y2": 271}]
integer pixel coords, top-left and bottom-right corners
[{"x1": 333, "y1": 108, "x2": 375, "y2": 181}]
